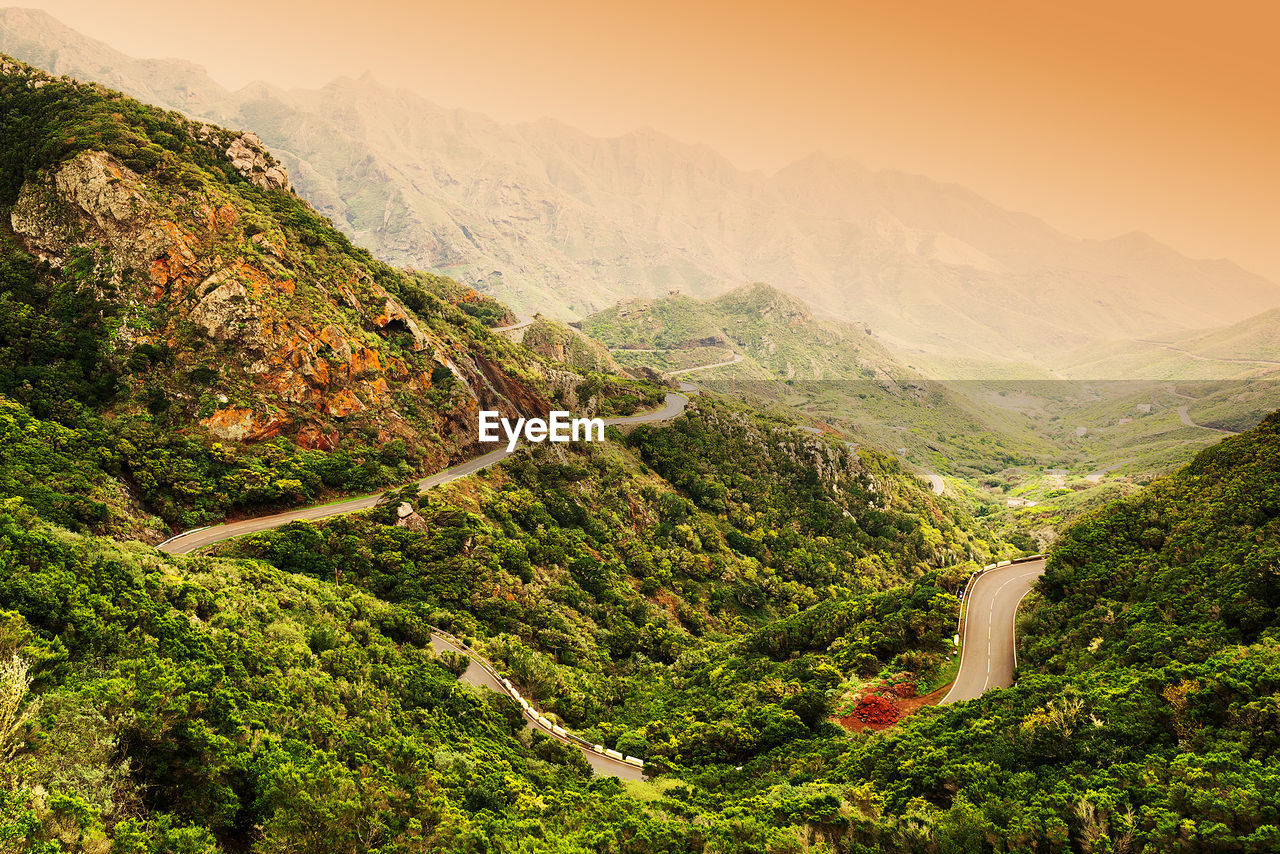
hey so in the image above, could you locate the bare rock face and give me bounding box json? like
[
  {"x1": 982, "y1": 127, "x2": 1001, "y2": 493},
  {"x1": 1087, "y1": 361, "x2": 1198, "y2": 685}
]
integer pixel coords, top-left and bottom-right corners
[
  {"x1": 11, "y1": 150, "x2": 191, "y2": 273},
  {"x1": 188, "y1": 270, "x2": 254, "y2": 341},
  {"x1": 372, "y1": 298, "x2": 429, "y2": 351},
  {"x1": 223, "y1": 131, "x2": 292, "y2": 192},
  {"x1": 7, "y1": 149, "x2": 445, "y2": 441},
  {"x1": 200, "y1": 406, "x2": 282, "y2": 442}
]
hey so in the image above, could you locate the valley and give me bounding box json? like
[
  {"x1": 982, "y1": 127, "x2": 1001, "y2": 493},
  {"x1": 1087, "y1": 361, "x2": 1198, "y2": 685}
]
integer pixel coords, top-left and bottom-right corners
[
  {"x1": 579, "y1": 284, "x2": 1278, "y2": 549},
  {"x1": 0, "y1": 16, "x2": 1277, "y2": 854}
]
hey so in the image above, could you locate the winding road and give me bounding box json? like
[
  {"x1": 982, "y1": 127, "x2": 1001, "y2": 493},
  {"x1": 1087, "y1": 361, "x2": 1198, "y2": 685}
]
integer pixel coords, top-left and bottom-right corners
[
  {"x1": 156, "y1": 386, "x2": 692, "y2": 779},
  {"x1": 428, "y1": 633, "x2": 646, "y2": 780},
  {"x1": 669, "y1": 352, "x2": 744, "y2": 375},
  {"x1": 157, "y1": 365, "x2": 1036, "y2": 772},
  {"x1": 158, "y1": 390, "x2": 691, "y2": 555},
  {"x1": 1177, "y1": 405, "x2": 1239, "y2": 435},
  {"x1": 940, "y1": 557, "x2": 1046, "y2": 704},
  {"x1": 492, "y1": 314, "x2": 535, "y2": 334}
]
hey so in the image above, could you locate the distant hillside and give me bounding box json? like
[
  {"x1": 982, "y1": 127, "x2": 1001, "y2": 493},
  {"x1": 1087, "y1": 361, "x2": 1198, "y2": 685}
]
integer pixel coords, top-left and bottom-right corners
[
  {"x1": 582, "y1": 283, "x2": 896, "y2": 382},
  {"x1": 1056, "y1": 307, "x2": 1280, "y2": 380},
  {"x1": 3, "y1": 7, "x2": 1278, "y2": 366},
  {"x1": 1160, "y1": 307, "x2": 1280, "y2": 363},
  {"x1": 583, "y1": 283, "x2": 1057, "y2": 479},
  {"x1": 516, "y1": 316, "x2": 623, "y2": 375},
  {"x1": 0, "y1": 52, "x2": 659, "y2": 537}
]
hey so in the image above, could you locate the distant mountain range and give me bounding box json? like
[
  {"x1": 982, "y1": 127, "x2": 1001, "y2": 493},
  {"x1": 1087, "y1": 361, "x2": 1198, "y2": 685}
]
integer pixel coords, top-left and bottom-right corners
[
  {"x1": 5, "y1": 6, "x2": 1278, "y2": 367},
  {"x1": 1056, "y1": 307, "x2": 1280, "y2": 380},
  {"x1": 579, "y1": 283, "x2": 1060, "y2": 477}
]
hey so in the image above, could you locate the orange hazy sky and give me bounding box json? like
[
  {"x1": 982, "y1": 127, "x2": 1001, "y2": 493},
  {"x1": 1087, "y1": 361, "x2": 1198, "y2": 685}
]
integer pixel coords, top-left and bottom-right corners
[{"x1": 27, "y1": 0, "x2": 1280, "y2": 282}]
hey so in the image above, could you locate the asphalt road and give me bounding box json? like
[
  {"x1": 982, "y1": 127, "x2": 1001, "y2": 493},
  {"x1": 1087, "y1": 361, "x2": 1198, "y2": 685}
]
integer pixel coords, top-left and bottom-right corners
[
  {"x1": 428, "y1": 634, "x2": 645, "y2": 780},
  {"x1": 940, "y1": 558, "x2": 1046, "y2": 704},
  {"x1": 492, "y1": 314, "x2": 535, "y2": 334},
  {"x1": 158, "y1": 390, "x2": 690, "y2": 555},
  {"x1": 669, "y1": 352, "x2": 744, "y2": 375},
  {"x1": 1178, "y1": 405, "x2": 1239, "y2": 435}
]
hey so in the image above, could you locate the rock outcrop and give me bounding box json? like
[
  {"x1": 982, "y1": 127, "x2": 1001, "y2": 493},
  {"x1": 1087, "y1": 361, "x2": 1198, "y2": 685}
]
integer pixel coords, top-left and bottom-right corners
[
  {"x1": 221, "y1": 130, "x2": 292, "y2": 192},
  {"x1": 7, "y1": 136, "x2": 546, "y2": 458},
  {"x1": 0, "y1": 54, "x2": 644, "y2": 475}
]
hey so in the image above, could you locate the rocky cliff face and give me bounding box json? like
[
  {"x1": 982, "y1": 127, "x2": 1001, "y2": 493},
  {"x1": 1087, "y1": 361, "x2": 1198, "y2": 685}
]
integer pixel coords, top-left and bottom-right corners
[{"x1": 0, "y1": 54, "x2": 568, "y2": 466}]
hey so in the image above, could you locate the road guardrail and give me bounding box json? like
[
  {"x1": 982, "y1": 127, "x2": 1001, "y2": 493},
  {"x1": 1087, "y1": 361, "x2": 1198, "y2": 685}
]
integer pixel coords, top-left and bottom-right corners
[{"x1": 430, "y1": 628, "x2": 647, "y2": 775}]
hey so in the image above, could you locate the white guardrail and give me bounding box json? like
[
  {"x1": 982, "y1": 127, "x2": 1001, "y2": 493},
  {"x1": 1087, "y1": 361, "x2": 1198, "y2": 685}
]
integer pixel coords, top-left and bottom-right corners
[
  {"x1": 954, "y1": 554, "x2": 1045, "y2": 645},
  {"x1": 432, "y1": 629, "x2": 647, "y2": 773},
  {"x1": 434, "y1": 557, "x2": 1042, "y2": 773}
]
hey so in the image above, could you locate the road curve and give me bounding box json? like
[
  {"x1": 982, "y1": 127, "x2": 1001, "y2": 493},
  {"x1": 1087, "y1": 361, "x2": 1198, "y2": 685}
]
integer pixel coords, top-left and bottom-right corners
[
  {"x1": 1136, "y1": 340, "x2": 1280, "y2": 369},
  {"x1": 940, "y1": 558, "x2": 1046, "y2": 704},
  {"x1": 669, "y1": 352, "x2": 744, "y2": 375},
  {"x1": 925, "y1": 473, "x2": 945, "y2": 496},
  {"x1": 1177, "y1": 405, "x2": 1239, "y2": 435},
  {"x1": 158, "y1": 391, "x2": 690, "y2": 555},
  {"x1": 492, "y1": 314, "x2": 535, "y2": 334},
  {"x1": 428, "y1": 634, "x2": 645, "y2": 780}
]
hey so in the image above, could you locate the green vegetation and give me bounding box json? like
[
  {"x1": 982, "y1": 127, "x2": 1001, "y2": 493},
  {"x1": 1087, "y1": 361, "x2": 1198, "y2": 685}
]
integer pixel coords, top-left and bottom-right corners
[
  {"x1": 581, "y1": 283, "x2": 1058, "y2": 483},
  {"x1": 585, "y1": 285, "x2": 1276, "y2": 542},
  {"x1": 401, "y1": 269, "x2": 515, "y2": 329},
  {"x1": 3, "y1": 47, "x2": 1279, "y2": 854},
  {"x1": 0, "y1": 501, "x2": 668, "y2": 852},
  {"x1": 0, "y1": 55, "x2": 664, "y2": 538},
  {"x1": 9, "y1": 400, "x2": 1279, "y2": 851},
  {"x1": 520, "y1": 317, "x2": 620, "y2": 374},
  {"x1": 223, "y1": 397, "x2": 1005, "y2": 762}
]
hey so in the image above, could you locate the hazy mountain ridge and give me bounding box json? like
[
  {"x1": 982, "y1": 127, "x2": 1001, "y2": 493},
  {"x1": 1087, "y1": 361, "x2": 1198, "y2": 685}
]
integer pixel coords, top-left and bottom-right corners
[
  {"x1": 1056, "y1": 306, "x2": 1280, "y2": 380},
  {"x1": 4, "y1": 7, "x2": 1278, "y2": 368},
  {"x1": 582, "y1": 283, "x2": 1059, "y2": 479}
]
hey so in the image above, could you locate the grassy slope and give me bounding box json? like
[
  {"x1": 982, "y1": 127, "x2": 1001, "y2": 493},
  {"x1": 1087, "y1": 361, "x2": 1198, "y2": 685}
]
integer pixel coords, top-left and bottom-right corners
[{"x1": 582, "y1": 284, "x2": 1058, "y2": 482}]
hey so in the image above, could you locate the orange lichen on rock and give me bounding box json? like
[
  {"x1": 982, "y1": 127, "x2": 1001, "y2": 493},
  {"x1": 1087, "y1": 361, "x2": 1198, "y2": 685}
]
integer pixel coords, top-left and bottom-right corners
[
  {"x1": 349, "y1": 347, "x2": 382, "y2": 378},
  {"x1": 200, "y1": 406, "x2": 282, "y2": 442},
  {"x1": 6, "y1": 143, "x2": 556, "y2": 456},
  {"x1": 296, "y1": 425, "x2": 339, "y2": 451},
  {"x1": 324, "y1": 388, "x2": 364, "y2": 418}
]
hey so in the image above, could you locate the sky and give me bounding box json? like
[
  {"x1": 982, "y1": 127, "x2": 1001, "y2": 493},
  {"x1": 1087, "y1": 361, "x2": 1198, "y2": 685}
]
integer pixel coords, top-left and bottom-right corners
[{"x1": 25, "y1": 0, "x2": 1280, "y2": 282}]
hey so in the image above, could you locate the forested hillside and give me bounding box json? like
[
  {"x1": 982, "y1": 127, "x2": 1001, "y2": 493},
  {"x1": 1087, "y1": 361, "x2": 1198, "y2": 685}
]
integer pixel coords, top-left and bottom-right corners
[
  {"x1": 6, "y1": 393, "x2": 1277, "y2": 851},
  {"x1": 2, "y1": 40, "x2": 1279, "y2": 854},
  {"x1": 823, "y1": 410, "x2": 1280, "y2": 851},
  {"x1": 224, "y1": 396, "x2": 1001, "y2": 765},
  {"x1": 582, "y1": 283, "x2": 1054, "y2": 480},
  {"x1": 0, "y1": 54, "x2": 659, "y2": 540}
]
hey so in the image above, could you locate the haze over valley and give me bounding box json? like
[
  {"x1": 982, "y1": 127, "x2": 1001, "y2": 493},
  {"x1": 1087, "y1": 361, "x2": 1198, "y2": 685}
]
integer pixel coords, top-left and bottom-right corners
[
  {"x1": 1, "y1": 5, "x2": 1279, "y2": 851},
  {"x1": 4, "y1": 7, "x2": 1278, "y2": 369}
]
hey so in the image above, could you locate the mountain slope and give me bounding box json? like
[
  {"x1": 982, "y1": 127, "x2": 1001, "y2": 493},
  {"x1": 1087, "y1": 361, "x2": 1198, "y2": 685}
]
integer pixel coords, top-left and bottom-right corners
[
  {"x1": 0, "y1": 52, "x2": 660, "y2": 537},
  {"x1": 1056, "y1": 307, "x2": 1280, "y2": 381},
  {"x1": 582, "y1": 283, "x2": 1057, "y2": 478},
  {"x1": 3, "y1": 7, "x2": 1277, "y2": 365}
]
